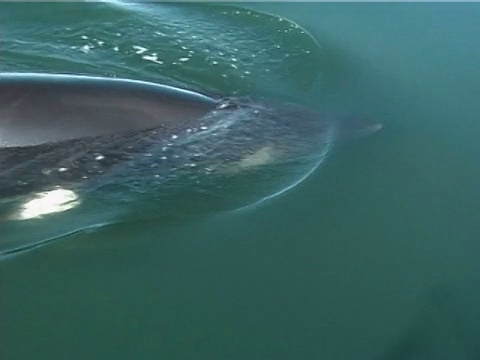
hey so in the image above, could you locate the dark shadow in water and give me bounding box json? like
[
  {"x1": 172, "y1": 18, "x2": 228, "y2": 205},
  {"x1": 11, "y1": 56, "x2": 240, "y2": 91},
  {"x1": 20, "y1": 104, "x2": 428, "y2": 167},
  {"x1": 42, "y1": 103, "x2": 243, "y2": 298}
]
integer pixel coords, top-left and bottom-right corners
[{"x1": 384, "y1": 286, "x2": 480, "y2": 360}]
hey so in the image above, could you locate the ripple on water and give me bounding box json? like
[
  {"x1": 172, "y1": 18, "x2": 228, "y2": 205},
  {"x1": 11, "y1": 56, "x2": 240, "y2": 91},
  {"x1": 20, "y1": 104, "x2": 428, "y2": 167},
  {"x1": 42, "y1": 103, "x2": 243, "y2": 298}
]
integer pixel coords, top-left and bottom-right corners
[{"x1": 0, "y1": 2, "x2": 323, "y2": 96}]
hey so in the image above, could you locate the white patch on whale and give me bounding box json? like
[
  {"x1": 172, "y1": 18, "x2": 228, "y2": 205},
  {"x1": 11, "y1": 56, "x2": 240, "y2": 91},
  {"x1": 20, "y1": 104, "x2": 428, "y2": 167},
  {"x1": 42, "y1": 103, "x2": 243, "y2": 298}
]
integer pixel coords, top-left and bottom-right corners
[
  {"x1": 233, "y1": 126, "x2": 336, "y2": 213},
  {"x1": 236, "y1": 146, "x2": 277, "y2": 170},
  {"x1": 13, "y1": 189, "x2": 80, "y2": 220},
  {"x1": 219, "y1": 145, "x2": 278, "y2": 175}
]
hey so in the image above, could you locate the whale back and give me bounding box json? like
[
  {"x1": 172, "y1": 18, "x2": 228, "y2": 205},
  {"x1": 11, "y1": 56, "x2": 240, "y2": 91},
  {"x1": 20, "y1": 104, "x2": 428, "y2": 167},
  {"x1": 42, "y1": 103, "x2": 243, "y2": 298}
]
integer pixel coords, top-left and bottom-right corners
[{"x1": 0, "y1": 73, "x2": 218, "y2": 148}]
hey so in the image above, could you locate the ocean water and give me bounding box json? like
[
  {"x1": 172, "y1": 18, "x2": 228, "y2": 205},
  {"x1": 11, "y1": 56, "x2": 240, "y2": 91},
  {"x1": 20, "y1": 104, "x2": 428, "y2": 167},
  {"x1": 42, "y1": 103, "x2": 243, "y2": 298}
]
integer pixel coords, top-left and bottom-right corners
[{"x1": 1, "y1": 2, "x2": 479, "y2": 359}]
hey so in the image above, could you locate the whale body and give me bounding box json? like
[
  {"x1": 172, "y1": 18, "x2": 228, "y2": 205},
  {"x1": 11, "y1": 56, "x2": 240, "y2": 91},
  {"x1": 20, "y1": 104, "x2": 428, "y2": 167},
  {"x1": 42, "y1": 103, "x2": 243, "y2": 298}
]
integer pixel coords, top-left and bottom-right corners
[
  {"x1": 0, "y1": 73, "x2": 217, "y2": 147},
  {"x1": 0, "y1": 73, "x2": 381, "y2": 255}
]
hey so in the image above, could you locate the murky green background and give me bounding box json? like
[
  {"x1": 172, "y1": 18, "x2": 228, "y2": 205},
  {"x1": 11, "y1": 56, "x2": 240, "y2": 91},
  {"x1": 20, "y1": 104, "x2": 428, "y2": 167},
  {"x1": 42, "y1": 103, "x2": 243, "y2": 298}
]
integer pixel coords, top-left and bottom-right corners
[{"x1": 1, "y1": 2, "x2": 479, "y2": 359}]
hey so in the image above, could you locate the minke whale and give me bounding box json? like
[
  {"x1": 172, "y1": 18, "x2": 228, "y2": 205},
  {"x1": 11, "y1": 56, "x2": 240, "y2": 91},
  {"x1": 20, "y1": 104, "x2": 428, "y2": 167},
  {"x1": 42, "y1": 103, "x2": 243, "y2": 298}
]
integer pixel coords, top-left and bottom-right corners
[{"x1": 0, "y1": 72, "x2": 381, "y2": 255}]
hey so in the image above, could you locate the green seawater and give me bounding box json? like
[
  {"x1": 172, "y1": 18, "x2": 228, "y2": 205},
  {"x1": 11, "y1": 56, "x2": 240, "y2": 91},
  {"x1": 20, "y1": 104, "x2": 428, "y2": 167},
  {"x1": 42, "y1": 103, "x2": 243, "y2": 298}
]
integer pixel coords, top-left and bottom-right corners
[{"x1": 1, "y1": 2, "x2": 479, "y2": 359}]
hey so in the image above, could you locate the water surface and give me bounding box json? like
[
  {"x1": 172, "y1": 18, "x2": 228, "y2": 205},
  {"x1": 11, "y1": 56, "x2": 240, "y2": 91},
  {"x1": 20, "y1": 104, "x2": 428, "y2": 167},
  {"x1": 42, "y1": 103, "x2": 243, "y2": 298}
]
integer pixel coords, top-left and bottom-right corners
[{"x1": 1, "y1": 2, "x2": 479, "y2": 359}]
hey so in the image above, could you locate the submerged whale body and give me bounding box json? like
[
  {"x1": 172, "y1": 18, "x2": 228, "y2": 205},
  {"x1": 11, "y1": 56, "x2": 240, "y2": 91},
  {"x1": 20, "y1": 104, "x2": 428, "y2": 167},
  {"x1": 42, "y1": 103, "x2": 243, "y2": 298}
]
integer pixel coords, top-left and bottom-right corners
[{"x1": 0, "y1": 73, "x2": 381, "y2": 255}]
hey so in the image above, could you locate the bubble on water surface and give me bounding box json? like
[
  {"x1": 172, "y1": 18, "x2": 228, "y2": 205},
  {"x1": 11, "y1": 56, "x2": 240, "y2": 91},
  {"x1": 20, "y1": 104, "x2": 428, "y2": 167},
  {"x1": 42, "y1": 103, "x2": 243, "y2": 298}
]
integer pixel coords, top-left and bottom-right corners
[{"x1": 0, "y1": 3, "x2": 323, "y2": 97}]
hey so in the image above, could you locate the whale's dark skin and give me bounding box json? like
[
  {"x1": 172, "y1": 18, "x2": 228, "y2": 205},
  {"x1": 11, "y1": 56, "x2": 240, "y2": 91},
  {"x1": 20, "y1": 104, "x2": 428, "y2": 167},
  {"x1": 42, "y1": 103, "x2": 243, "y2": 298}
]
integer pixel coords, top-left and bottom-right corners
[
  {"x1": 0, "y1": 73, "x2": 230, "y2": 199},
  {"x1": 0, "y1": 72, "x2": 382, "y2": 219},
  {"x1": 0, "y1": 73, "x2": 217, "y2": 147}
]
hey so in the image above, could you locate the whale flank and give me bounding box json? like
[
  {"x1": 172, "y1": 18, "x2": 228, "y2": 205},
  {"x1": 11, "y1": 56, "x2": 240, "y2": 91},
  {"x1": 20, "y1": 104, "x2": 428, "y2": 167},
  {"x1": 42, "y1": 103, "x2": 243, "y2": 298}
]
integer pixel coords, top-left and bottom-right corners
[{"x1": 0, "y1": 73, "x2": 382, "y2": 256}]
